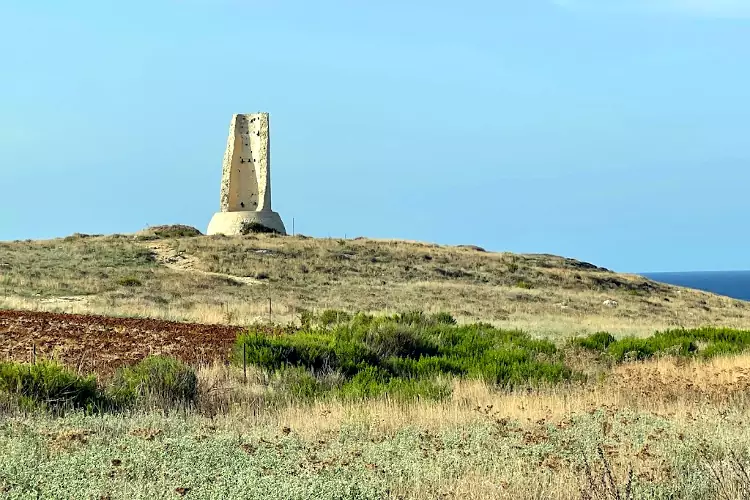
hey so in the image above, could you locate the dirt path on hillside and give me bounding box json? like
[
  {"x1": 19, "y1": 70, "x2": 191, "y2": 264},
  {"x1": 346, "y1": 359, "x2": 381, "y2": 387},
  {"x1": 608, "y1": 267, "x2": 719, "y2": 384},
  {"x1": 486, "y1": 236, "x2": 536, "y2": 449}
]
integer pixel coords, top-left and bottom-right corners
[{"x1": 146, "y1": 242, "x2": 261, "y2": 285}]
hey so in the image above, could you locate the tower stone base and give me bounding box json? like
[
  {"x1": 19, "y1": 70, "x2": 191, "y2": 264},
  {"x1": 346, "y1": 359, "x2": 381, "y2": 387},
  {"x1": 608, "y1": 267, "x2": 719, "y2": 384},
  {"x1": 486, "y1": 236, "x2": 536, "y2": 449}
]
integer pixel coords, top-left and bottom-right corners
[{"x1": 207, "y1": 211, "x2": 287, "y2": 236}]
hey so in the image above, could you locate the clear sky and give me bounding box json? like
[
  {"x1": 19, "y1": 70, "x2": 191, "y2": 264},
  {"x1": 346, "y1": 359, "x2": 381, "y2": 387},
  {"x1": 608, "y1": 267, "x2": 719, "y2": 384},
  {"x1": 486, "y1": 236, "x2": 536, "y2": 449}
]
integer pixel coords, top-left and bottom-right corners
[{"x1": 1, "y1": 1, "x2": 748, "y2": 273}]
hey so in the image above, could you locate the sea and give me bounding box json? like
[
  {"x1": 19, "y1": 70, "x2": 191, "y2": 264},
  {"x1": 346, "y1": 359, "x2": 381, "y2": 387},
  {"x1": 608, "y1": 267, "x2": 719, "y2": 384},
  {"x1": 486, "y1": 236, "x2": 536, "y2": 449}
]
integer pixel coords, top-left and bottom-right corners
[{"x1": 644, "y1": 271, "x2": 750, "y2": 301}]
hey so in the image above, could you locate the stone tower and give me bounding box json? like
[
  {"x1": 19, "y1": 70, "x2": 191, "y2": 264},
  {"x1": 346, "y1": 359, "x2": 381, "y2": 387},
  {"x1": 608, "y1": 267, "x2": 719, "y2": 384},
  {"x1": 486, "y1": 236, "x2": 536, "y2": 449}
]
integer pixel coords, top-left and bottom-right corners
[{"x1": 207, "y1": 113, "x2": 287, "y2": 235}]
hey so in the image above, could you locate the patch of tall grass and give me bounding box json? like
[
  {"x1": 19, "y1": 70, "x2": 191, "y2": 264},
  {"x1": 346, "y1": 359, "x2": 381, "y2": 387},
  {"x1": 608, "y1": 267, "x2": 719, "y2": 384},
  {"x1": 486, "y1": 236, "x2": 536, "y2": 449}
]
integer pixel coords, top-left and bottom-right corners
[
  {"x1": 109, "y1": 356, "x2": 197, "y2": 407},
  {"x1": 0, "y1": 361, "x2": 102, "y2": 412},
  {"x1": 0, "y1": 356, "x2": 198, "y2": 414}
]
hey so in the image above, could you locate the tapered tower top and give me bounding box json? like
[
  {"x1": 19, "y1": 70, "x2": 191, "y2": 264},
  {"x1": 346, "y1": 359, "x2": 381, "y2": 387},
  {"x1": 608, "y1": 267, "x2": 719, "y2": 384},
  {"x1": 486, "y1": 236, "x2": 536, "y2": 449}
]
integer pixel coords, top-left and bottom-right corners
[{"x1": 207, "y1": 113, "x2": 287, "y2": 235}]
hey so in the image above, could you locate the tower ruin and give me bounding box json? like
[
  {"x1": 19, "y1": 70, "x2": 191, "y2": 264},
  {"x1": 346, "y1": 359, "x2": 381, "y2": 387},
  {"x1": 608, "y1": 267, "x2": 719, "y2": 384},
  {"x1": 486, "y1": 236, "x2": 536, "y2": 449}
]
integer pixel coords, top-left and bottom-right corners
[{"x1": 207, "y1": 113, "x2": 287, "y2": 235}]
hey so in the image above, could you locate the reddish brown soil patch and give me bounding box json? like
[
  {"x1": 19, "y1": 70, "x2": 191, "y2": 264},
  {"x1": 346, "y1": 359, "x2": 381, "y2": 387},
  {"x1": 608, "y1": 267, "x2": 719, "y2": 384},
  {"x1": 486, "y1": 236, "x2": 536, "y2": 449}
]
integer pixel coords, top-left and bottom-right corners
[{"x1": 0, "y1": 310, "x2": 249, "y2": 376}]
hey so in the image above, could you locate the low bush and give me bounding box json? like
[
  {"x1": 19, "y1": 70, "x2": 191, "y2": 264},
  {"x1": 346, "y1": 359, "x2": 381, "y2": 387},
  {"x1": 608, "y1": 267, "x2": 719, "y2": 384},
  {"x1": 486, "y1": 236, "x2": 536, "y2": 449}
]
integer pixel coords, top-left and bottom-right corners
[
  {"x1": 109, "y1": 356, "x2": 197, "y2": 407},
  {"x1": 360, "y1": 322, "x2": 437, "y2": 359},
  {"x1": 271, "y1": 367, "x2": 326, "y2": 400},
  {"x1": 515, "y1": 280, "x2": 533, "y2": 289},
  {"x1": 235, "y1": 313, "x2": 579, "y2": 401},
  {"x1": 295, "y1": 309, "x2": 354, "y2": 329},
  {"x1": 700, "y1": 341, "x2": 742, "y2": 358},
  {"x1": 240, "y1": 222, "x2": 279, "y2": 235},
  {"x1": 390, "y1": 311, "x2": 456, "y2": 327},
  {"x1": 148, "y1": 225, "x2": 202, "y2": 239},
  {"x1": 235, "y1": 333, "x2": 378, "y2": 377},
  {"x1": 572, "y1": 327, "x2": 750, "y2": 361},
  {"x1": 386, "y1": 356, "x2": 467, "y2": 378},
  {"x1": 299, "y1": 309, "x2": 315, "y2": 329},
  {"x1": 319, "y1": 309, "x2": 352, "y2": 327},
  {"x1": 134, "y1": 225, "x2": 202, "y2": 241},
  {"x1": 432, "y1": 312, "x2": 457, "y2": 325},
  {"x1": 117, "y1": 276, "x2": 143, "y2": 287},
  {"x1": 395, "y1": 311, "x2": 428, "y2": 325},
  {"x1": 337, "y1": 367, "x2": 452, "y2": 401},
  {"x1": 572, "y1": 332, "x2": 616, "y2": 351},
  {"x1": 608, "y1": 337, "x2": 696, "y2": 361},
  {"x1": 0, "y1": 361, "x2": 101, "y2": 411}
]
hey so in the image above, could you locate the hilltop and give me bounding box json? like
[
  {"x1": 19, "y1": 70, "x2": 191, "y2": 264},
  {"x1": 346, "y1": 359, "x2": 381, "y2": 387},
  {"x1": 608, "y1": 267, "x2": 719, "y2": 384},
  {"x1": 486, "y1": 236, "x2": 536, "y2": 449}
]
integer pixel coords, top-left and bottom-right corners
[
  {"x1": 1, "y1": 226, "x2": 747, "y2": 339},
  {"x1": 4, "y1": 227, "x2": 750, "y2": 499}
]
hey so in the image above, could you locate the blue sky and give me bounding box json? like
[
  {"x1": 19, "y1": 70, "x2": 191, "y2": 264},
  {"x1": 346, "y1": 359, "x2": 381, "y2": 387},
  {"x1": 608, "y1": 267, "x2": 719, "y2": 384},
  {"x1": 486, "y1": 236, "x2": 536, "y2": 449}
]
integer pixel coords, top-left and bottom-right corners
[{"x1": 1, "y1": 1, "x2": 748, "y2": 273}]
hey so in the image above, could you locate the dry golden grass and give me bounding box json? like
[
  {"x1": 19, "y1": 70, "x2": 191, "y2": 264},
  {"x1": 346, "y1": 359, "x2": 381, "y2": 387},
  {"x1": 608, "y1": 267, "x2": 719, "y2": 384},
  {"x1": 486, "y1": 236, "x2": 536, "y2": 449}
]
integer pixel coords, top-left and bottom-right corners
[
  {"x1": 181, "y1": 355, "x2": 750, "y2": 498},
  {"x1": 196, "y1": 354, "x2": 750, "y2": 439},
  {"x1": 2, "y1": 231, "x2": 749, "y2": 339}
]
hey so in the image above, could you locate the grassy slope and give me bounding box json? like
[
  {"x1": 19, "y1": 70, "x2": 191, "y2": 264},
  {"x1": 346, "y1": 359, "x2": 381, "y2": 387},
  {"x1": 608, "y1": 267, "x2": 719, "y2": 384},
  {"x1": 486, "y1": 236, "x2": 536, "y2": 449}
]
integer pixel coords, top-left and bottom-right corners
[
  {"x1": 1, "y1": 231, "x2": 749, "y2": 339},
  {"x1": 3, "y1": 230, "x2": 750, "y2": 499}
]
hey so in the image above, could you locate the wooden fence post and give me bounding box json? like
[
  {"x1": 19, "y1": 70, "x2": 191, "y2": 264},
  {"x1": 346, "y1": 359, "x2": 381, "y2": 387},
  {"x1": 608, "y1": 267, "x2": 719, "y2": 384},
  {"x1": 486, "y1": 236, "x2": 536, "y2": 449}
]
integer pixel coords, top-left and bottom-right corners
[{"x1": 243, "y1": 343, "x2": 247, "y2": 384}]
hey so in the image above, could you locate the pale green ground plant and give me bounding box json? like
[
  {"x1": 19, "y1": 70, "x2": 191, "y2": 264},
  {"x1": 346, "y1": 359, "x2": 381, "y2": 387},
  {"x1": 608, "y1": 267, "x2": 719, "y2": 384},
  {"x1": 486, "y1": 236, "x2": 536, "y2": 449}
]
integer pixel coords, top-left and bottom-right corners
[{"x1": 3, "y1": 356, "x2": 750, "y2": 499}]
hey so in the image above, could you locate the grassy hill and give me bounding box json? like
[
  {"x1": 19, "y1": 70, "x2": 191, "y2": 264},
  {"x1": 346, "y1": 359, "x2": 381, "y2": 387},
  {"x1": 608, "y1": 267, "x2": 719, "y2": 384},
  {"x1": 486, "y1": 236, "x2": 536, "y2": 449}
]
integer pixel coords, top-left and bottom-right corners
[
  {"x1": 5, "y1": 227, "x2": 750, "y2": 498},
  {"x1": 1, "y1": 226, "x2": 748, "y2": 339}
]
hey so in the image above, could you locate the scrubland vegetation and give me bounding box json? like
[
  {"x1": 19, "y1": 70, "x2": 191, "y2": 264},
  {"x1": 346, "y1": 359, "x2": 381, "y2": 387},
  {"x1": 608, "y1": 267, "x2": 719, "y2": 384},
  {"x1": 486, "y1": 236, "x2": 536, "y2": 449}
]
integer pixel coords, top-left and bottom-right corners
[
  {"x1": 3, "y1": 230, "x2": 750, "y2": 498},
  {"x1": 2, "y1": 310, "x2": 750, "y2": 498}
]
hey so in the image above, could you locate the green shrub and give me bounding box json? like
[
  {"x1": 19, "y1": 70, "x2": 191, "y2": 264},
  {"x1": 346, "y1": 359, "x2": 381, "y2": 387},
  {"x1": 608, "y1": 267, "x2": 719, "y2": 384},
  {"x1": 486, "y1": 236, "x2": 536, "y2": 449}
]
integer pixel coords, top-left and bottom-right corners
[
  {"x1": 361, "y1": 322, "x2": 438, "y2": 359},
  {"x1": 382, "y1": 378, "x2": 452, "y2": 401},
  {"x1": 148, "y1": 225, "x2": 202, "y2": 239},
  {"x1": 236, "y1": 332, "x2": 377, "y2": 377},
  {"x1": 607, "y1": 338, "x2": 656, "y2": 361},
  {"x1": 272, "y1": 367, "x2": 326, "y2": 400},
  {"x1": 110, "y1": 356, "x2": 197, "y2": 406},
  {"x1": 338, "y1": 366, "x2": 389, "y2": 399},
  {"x1": 519, "y1": 338, "x2": 559, "y2": 356},
  {"x1": 607, "y1": 336, "x2": 696, "y2": 362},
  {"x1": 573, "y1": 332, "x2": 617, "y2": 351},
  {"x1": 240, "y1": 221, "x2": 279, "y2": 235},
  {"x1": 335, "y1": 367, "x2": 451, "y2": 401},
  {"x1": 573, "y1": 327, "x2": 750, "y2": 363},
  {"x1": 432, "y1": 312, "x2": 457, "y2": 325},
  {"x1": 298, "y1": 309, "x2": 315, "y2": 329},
  {"x1": 395, "y1": 311, "x2": 428, "y2": 326},
  {"x1": 386, "y1": 356, "x2": 466, "y2": 378},
  {"x1": 687, "y1": 327, "x2": 750, "y2": 347},
  {"x1": 117, "y1": 276, "x2": 142, "y2": 287},
  {"x1": 435, "y1": 324, "x2": 557, "y2": 357},
  {"x1": 0, "y1": 361, "x2": 101, "y2": 411},
  {"x1": 318, "y1": 309, "x2": 352, "y2": 327},
  {"x1": 350, "y1": 312, "x2": 376, "y2": 330},
  {"x1": 700, "y1": 341, "x2": 742, "y2": 358},
  {"x1": 235, "y1": 314, "x2": 579, "y2": 402},
  {"x1": 339, "y1": 370, "x2": 450, "y2": 401},
  {"x1": 468, "y1": 348, "x2": 573, "y2": 385}
]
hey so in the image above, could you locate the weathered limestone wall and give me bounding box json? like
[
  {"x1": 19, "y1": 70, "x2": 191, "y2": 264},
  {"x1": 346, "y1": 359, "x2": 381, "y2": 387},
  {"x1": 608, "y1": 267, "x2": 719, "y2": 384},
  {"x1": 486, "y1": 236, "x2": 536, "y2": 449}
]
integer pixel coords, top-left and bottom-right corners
[{"x1": 220, "y1": 113, "x2": 272, "y2": 212}]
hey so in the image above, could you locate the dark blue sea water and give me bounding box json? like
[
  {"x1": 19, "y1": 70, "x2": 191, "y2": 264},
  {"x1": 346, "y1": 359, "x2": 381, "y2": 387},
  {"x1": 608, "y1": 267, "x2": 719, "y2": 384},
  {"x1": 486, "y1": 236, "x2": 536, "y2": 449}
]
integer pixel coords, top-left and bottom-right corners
[{"x1": 644, "y1": 271, "x2": 750, "y2": 301}]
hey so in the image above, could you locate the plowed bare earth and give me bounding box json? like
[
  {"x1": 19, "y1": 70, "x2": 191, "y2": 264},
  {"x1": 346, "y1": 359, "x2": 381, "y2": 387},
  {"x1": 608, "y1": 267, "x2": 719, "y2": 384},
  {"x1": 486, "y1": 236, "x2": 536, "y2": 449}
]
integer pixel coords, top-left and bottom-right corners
[{"x1": 0, "y1": 310, "x2": 245, "y2": 376}]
